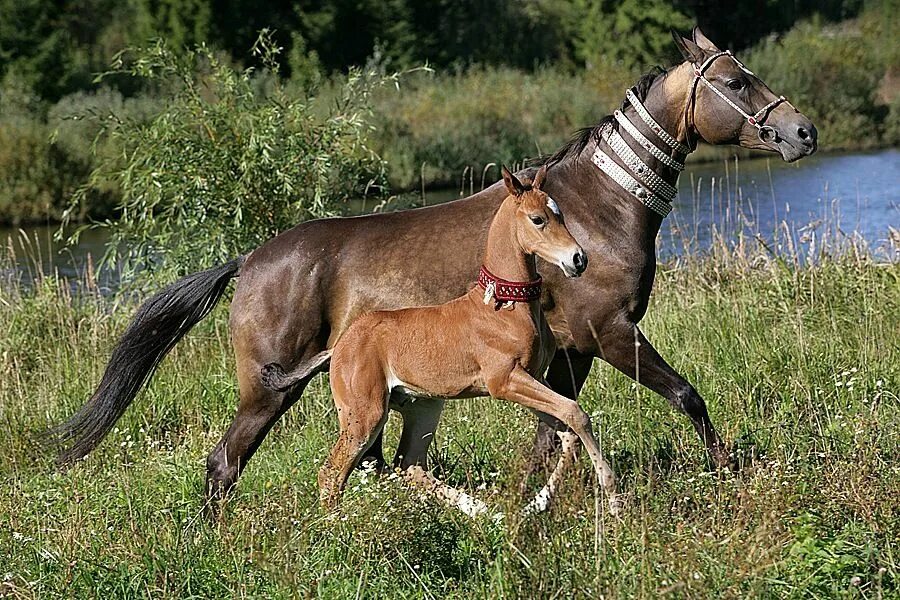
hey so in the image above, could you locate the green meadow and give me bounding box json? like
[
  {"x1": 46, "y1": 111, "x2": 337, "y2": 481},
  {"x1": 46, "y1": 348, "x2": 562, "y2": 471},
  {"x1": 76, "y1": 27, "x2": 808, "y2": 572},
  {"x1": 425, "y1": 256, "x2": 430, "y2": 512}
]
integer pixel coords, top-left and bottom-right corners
[{"x1": 2, "y1": 239, "x2": 897, "y2": 598}]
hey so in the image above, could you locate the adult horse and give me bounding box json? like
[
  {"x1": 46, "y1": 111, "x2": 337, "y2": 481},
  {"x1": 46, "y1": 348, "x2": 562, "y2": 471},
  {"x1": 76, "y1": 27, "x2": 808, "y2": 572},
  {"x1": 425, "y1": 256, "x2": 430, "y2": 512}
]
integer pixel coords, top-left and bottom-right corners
[{"x1": 52, "y1": 28, "x2": 817, "y2": 509}]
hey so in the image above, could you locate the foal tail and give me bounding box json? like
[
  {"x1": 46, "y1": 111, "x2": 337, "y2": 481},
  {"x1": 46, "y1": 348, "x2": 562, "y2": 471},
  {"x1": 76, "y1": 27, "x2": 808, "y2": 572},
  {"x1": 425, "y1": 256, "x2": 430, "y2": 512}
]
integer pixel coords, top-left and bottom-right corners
[
  {"x1": 260, "y1": 351, "x2": 333, "y2": 392},
  {"x1": 48, "y1": 257, "x2": 245, "y2": 465}
]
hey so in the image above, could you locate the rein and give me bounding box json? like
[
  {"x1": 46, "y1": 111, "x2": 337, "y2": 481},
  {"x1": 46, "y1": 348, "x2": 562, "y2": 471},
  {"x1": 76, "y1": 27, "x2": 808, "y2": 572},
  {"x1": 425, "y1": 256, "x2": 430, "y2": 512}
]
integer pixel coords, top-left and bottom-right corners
[
  {"x1": 478, "y1": 265, "x2": 542, "y2": 310},
  {"x1": 592, "y1": 50, "x2": 792, "y2": 219}
]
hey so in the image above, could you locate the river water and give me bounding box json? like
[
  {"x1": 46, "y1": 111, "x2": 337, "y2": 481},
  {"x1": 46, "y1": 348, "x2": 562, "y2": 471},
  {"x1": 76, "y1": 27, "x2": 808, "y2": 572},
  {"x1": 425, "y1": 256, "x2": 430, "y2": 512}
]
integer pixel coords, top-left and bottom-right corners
[{"x1": 2, "y1": 148, "x2": 898, "y2": 292}]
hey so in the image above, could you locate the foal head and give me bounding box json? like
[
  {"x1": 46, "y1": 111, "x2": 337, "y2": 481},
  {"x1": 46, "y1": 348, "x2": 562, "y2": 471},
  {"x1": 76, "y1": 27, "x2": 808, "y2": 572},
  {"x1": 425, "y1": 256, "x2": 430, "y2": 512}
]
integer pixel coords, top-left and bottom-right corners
[{"x1": 501, "y1": 165, "x2": 587, "y2": 278}]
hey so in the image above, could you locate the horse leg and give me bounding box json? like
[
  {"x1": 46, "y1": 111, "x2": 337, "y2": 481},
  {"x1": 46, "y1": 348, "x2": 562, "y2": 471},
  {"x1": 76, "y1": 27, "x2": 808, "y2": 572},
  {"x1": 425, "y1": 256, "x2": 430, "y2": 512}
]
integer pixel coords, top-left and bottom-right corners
[
  {"x1": 393, "y1": 397, "x2": 445, "y2": 470},
  {"x1": 205, "y1": 388, "x2": 289, "y2": 505},
  {"x1": 600, "y1": 324, "x2": 730, "y2": 468},
  {"x1": 205, "y1": 371, "x2": 310, "y2": 508},
  {"x1": 205, "y1": 335, "x2": 330, "y2": 509},
  {"x1": 492, "y1": 366, "x2": 621, "y2": 514},
  {"x1": 520, "y1": 351, "x2": 594, "y2": 493},
  {"x1": 318, "y1": 375, "x2": 389, "y2": 509},
  {"x1": 358, "y1": 430, "x2": 388, "y2": 472}
]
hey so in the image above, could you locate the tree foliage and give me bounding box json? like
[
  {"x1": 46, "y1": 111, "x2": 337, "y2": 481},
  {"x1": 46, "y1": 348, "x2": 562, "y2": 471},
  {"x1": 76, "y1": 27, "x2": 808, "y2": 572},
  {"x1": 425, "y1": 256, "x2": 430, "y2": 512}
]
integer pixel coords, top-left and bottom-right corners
[
  {"x1": 1, "y1": 0, "x2": 868, "y2": 105},
  {"x1": 63, "y1": 32, "x2": 395, "y2": 285}
]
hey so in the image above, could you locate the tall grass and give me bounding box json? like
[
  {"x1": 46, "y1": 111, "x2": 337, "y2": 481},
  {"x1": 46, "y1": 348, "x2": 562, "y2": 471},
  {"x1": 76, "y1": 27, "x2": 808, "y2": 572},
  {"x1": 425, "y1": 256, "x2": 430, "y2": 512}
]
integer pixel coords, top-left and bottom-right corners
[{"x1": 1, "y1": 225, "x2": 897, "y2": 597}]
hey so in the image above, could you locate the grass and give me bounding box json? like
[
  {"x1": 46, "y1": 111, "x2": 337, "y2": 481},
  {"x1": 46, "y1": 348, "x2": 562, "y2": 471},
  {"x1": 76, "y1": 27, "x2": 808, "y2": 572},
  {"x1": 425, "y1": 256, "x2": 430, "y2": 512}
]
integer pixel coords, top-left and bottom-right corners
[{"x1": 1, "y1": 236, "x2": 898, "y2": 598}]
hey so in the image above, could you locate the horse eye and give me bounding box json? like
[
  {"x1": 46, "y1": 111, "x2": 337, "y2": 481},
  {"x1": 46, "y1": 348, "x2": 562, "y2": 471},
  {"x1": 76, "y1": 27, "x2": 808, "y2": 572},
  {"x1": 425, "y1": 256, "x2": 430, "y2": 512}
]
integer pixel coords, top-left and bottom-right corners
[
  {"x1": 530, "y1": 215, "x2": 546, "y2": 227},
  {"x1": 726, "y1": 79, "x2": 745, "y2": 91}
]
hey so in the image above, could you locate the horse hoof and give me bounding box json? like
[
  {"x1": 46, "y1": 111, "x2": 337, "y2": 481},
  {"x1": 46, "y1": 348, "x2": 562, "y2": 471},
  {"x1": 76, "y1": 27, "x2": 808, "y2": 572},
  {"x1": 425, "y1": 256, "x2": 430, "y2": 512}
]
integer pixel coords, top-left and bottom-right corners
[
  {"x1": 708, "y1": 444, "x2": 735, "y2": 470},
  {"x1": 608, "y1": 494, "x2": 625, "y2": 517}
]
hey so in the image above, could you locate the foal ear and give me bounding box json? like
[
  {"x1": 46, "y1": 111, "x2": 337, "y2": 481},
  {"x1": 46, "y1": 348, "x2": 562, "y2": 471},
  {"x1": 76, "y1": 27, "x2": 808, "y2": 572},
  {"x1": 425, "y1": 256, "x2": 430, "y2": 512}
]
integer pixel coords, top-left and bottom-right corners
[
  {"x1": 501, "y1": 165, "x2": 526, "y2": 198},
  {"x1": 692, "y1": 26, "x2": 720, "y2": 52},
  {"x1": 671, "y1": 29, "x2": 705, "y2": 64},
  {"x1": 532, "y1": 164, "x2": 548, "y2": 191}
]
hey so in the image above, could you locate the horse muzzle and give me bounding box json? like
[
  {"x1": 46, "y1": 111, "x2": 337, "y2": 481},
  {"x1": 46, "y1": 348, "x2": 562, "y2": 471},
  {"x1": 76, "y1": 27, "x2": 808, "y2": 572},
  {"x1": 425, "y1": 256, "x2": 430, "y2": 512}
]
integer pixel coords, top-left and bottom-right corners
[{"x1": 771, "y1": 116, "x2": 818, "y2": 162}]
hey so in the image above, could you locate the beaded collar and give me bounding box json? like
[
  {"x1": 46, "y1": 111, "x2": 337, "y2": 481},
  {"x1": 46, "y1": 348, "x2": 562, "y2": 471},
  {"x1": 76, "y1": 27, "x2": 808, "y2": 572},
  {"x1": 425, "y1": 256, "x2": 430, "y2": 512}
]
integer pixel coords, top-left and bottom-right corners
[
  {"x1": 591, "y1": 89, "x2": 690, "y2": 219},
  {"x1": 477, "y1": 265, "x2": 542, "y2": 310}
]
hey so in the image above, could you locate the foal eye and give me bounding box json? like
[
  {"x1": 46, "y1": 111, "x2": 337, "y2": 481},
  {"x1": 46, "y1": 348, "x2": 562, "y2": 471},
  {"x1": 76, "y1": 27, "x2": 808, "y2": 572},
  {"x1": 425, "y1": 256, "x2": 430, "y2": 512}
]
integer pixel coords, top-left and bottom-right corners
[
  {"x1": 726, "y1": 79, "x2": 745, "y2": 91},
  {"x1": 529, "y1": 215, "x2": 546, "y2": 227}
]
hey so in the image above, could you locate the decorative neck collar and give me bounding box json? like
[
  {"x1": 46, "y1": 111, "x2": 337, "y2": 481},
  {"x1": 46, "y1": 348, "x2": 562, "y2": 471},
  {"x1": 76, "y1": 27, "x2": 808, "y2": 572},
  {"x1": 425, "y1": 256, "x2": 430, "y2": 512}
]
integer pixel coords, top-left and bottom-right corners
[
  {"x1": 590, "y1": 88, "x2": 693, "y2": 219},
  {"x1": 478, "y1": 265, "x2": 542, "y2": 310}
]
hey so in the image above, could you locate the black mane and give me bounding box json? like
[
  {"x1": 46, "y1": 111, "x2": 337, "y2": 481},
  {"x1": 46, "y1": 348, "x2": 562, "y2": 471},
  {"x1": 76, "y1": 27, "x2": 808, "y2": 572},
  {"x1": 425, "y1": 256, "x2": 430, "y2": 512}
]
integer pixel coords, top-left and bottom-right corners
[{"x1": 541, "y1": 66, "x2": 667, "y2": 167}]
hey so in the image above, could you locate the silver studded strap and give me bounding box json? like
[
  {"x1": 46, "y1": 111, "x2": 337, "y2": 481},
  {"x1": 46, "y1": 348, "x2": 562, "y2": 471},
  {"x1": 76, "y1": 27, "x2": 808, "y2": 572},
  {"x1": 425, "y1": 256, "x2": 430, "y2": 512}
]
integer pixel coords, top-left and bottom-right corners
[
  {"x1": 601, "y1": 127, "x2": 677, "y2": 202},
  {"x1": 614, "y1": 111, "x2": 685, "y2": 172},
  {"x1": 625, "y1": 89, "x2": 691, "y2": 155},
  {"x1": 591, "y1": 147, "x2": 672, "y2": 218}
]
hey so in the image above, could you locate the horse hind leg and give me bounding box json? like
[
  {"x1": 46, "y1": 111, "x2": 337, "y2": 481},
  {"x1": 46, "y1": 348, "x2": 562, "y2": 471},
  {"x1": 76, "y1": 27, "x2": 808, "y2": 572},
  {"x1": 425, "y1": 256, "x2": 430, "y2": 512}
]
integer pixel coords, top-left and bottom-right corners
[
  {"x1": 205, "y1": 377, "x2": 303, "y2": 508},
  {"x1": 205, "y1": 348, "x2": 326, "y2": 510}
]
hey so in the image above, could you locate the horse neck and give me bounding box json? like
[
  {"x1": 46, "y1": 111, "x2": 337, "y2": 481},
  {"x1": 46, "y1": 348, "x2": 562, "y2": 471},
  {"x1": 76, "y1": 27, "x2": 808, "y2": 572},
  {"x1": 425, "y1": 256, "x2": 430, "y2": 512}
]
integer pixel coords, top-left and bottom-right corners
[
  {"x1": 566, "y1": 63, "x2": 694, "y2": 242},
  {"x1": 481, "y1": 197, "x2": 537, "y2": 282},
  {"x1": 617, "y1": 62, "x2": 693, "y2": 183}
]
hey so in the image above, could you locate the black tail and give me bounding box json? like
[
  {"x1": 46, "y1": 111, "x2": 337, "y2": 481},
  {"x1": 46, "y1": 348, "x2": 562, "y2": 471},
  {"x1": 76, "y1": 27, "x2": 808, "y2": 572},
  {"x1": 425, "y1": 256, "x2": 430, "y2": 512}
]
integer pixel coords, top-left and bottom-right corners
[
  {"x1": 48, "y1": 257, "x2": 245, "y2": 464},
  {"x1": 260, "y1": 351, "x2": 332, "y2": 392}
]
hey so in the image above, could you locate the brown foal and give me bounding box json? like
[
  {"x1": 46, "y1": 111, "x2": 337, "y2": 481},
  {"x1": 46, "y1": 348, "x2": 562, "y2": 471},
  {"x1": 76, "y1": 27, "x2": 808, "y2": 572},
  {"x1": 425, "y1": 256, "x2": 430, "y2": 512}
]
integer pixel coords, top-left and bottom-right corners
[{"x1": 261, "y1": 165, "x2": 620, "y2": 514}]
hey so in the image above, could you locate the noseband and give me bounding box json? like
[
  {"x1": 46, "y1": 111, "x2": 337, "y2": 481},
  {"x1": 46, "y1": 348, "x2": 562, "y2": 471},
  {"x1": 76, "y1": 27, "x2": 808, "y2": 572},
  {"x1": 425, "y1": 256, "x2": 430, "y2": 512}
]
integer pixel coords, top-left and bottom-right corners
[{"x1": 688, "y1": 50, "x2": 790, "y2": 147}]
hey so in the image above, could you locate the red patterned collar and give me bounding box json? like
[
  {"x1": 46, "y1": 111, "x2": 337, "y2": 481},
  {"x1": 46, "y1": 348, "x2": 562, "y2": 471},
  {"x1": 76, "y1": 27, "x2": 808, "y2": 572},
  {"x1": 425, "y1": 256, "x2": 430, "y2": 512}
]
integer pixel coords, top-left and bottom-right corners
[{"x1": 477, "y1": 265, "x2": 542, "y2": 307}]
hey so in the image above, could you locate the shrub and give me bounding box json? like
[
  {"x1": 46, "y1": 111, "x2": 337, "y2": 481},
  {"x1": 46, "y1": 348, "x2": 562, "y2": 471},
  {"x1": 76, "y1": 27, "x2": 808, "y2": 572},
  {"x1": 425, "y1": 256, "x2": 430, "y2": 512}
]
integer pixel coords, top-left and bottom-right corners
[
  {"x1": 0, "y1": 79, "x2": 92, "y2": 224},
  {"x1": 63, "y1": 32, "x2": 396, "y2": 286},
  {"x1": 369, "y1": 67, "x2": 626, "y2": 190}
]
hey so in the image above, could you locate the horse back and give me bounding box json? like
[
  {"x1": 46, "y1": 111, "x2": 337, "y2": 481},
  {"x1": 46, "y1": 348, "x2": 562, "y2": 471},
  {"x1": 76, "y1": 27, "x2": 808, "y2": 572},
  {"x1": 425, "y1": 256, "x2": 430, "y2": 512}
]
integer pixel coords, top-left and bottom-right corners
[{"x1": 229, "y1": 184, "x2": 507, "y2": 367}]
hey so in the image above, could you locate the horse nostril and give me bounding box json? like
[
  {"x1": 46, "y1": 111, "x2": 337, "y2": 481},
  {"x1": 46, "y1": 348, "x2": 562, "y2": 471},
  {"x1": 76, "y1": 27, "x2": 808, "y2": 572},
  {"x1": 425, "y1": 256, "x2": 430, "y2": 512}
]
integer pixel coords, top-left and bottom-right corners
[{"x1": 798, "y1": 127, "x2": 809, "y2": 140}]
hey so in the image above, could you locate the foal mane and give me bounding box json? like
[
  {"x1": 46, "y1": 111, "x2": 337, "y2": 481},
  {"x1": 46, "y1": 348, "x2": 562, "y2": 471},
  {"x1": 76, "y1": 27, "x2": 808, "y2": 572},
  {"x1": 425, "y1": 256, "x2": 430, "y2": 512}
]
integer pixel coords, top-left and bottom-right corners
[{"x1": 541, "y1": 66, "x2": 668, "y2": 168}]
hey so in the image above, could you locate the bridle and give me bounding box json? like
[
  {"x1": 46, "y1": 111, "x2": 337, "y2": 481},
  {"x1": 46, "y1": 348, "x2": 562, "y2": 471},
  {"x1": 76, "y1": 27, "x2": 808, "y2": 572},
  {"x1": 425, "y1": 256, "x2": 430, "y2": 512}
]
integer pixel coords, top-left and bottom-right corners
[
  {"x1": 590, "y1": 48, "x2": 792, "y2": 219},
  {"x1": 687, "y1": 50, "x2": 789, "y2": 149}
]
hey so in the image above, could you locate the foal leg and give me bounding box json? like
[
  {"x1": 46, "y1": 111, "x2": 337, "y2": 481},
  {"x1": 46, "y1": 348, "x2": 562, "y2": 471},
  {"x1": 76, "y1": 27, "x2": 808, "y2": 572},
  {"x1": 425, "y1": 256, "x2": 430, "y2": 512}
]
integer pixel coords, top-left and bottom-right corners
[
  {"x1": 600, "y1": 324, "x2": 730, "y2": 468},
  {"x1": 522, "y1": 429, "x2": 579, "y2": 515},
  {"x1": 520, "y1": 351, "x2": 594, "y2": 493},
  {"x1": 404, "y1": 466, "x2": 495, "y2": 520},
  {"x1": 318, "y1": 373, "x2": 389, "y2": 509},
  {"x1": 493, "y1": 366, "x2": 621, "y2": 514}
]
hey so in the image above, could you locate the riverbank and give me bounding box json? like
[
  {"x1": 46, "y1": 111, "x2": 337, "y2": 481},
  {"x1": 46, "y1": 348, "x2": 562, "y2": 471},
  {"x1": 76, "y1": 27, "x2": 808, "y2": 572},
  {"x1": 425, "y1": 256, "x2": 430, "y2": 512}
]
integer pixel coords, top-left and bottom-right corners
[
  {"x1": 4, "y1": 148, "x2": 898, "y2": 294},
  {"x1": 1, "y1": 240, "x2": 897, "y2": 597}
]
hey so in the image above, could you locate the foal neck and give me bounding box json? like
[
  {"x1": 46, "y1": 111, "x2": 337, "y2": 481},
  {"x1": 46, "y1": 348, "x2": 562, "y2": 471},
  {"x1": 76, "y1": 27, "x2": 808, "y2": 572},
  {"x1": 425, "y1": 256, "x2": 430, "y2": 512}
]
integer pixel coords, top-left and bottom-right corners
[{"x1": 481, "y1": 196, "x2": 537, "y2": 283}]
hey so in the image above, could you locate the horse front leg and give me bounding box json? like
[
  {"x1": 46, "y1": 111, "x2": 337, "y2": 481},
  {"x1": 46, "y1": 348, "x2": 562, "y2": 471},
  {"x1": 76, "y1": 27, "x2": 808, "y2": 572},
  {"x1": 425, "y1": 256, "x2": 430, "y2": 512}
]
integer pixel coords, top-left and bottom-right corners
[{"x1": 599, "y1": 323, "x2": 731, "y2": 469}]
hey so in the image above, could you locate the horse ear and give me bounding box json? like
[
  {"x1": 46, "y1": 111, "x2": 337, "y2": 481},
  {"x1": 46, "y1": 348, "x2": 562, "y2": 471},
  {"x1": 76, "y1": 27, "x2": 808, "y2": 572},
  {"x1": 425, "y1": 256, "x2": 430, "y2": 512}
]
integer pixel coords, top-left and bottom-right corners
[
  {"x1": 532, "y1": 164, "x2": 548, "y2": 191},
  {"x1": 501, "y1": 165, "x2": 525, "y2": 198},
  {"x1": 671, "y1": 29, "x2": 704, "y2": 64},
  {"x1": 692, "y1": 26, "x2": 720, "y2": 52}
]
